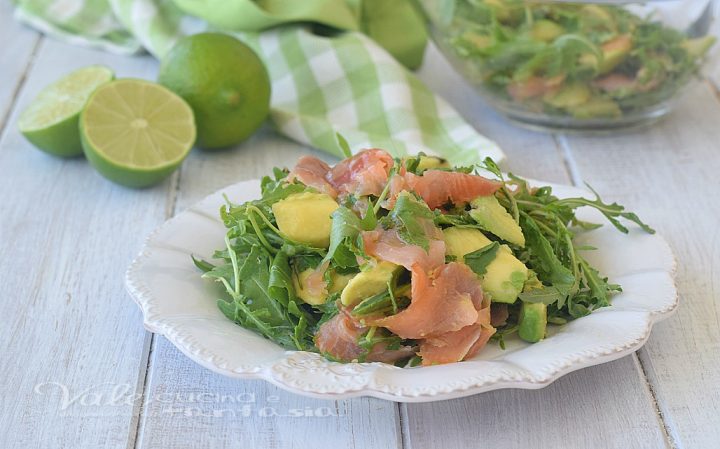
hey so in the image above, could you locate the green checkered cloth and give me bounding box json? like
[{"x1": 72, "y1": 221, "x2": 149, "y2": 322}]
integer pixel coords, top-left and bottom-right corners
[{"x1": 14, "y1": 0, "x2": 504, "y2": 165}]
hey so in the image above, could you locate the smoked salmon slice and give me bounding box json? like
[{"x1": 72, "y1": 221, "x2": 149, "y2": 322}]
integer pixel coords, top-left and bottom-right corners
[
  {"x1": 288, "y1": 149, "x2": 395, "y2": 198},
  {"x1": 507, "y1": 74, "x2": 565, "y2": 101},
  {"x1": 387, "y1": 170, "x2": 501, "y2": 210},
  {"x1": 419, "y1": 292, "x2": 495, "y2": 365},
  {"x1": 362, "y1": 227, "x2": 446, "y2": 273},
  {"x1": 288, "y1": 155, "x2": 337, "y2": 197},
  {"x1": 418, "y1": 322, "x2": 483, "y2": 365},
  {"x1": 326, "y1": 148, "x2": 395, "y2": 197},
  {"x1": 367, "y1": 263, "x2": 484, "y2": 339},
  {"x1": 315, "y1": 309, "x2": 366, "y2": 362},
  {"x1": 315, "y1": 308, "x2": 413, "y2": 363}
]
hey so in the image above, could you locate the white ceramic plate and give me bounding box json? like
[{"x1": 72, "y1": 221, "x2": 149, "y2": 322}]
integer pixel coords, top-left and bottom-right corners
[{"x1": 126, "y1": 179, "x2": 677, "y2": 402}]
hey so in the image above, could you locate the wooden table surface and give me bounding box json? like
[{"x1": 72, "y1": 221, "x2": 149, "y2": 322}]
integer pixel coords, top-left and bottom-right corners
[{"x1": 2, "y1": 3, "x2": 719, "y2": 448}]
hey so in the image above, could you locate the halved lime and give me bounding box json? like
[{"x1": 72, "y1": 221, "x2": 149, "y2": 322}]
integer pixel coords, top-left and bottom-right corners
[
  {"x1": 18, "y1": 65, "x2": 114, "y2": 157},
  {"x1": 80, "y1": 79, "x2": 196, "y2": 188}
]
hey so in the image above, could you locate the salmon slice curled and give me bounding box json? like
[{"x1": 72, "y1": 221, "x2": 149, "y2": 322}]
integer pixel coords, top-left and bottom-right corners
[
  {"x1": 419, "y1": 299, "x2": 495, "y2": 366},
  {"x1": 326, "y1": 148, "x2": 395, "y2": 197},
  {"x1": 366, "y1": 263, "x2": 484, "y2": 339},
  {"x1": 288, "y1": 149, "x2": 394, "y2": 199},
  {"x1": 314, "y1": 308, "x2": 414, "y2": 363},
  {"x1": 288, "y1": 155, "x2": 337, "y2": 197},
  {"x1": 361, "y1": 227, "x2": 446, "y2": 273},
  {"x1": 386, "y1": 170, "x2": 501, "y2": 210}
]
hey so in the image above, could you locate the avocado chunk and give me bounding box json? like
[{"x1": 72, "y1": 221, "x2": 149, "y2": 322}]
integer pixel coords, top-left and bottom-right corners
[
  {"x1": 580, "y1": 4, "x2": 614, "y2": 23},
  {"x1": 293, "y1": 268, "x2": 326, "y2": 305},
  {"x1": 443, "y1": 227, "x2": 528, "y2": 303},
  {"x1": 272, "y1": 192, "x2": 338, "y2": 248},
  {"x1": 469, "y1": 195, "x2": 525, "y2": 247},
  {"x1": 340, "y1": 261, "x2": 400, "y2": 307},
  {"x1": 294, "y1": 269, "x2": 353, "y2": 305},
  {"x1": 518, "y1": 302, "x2": 547, "y2": 343},
  {"x1": 571, "y1": 97, "x2": 621, "y2": 119},
  {"x1": 682, "y1": 36, "x2": 716, "y2": 58},
  {"x1": 544, "y1": 82, "x2": 591, "y2": 109},
  {"x1": 443, "y1": 226, "x2": 493, "y2": 257},
  {"x1": 416, "y1": 155, "x2": 450, "y2": 172},
  {"x1": 484, "y1": 0, "x2": 522, "y2": 23},
  {"x1": 530, "y1": 20, "x2": 564, "y2": 42},
  {"x1": 599, "y1": 35, "x2": 632, "y2": 74},
  {"x1": 458, "y1": 31, "x2": 494, "y2": 51},
  {"x1": 484, "y1": 247, "x2": 529, "y2": 303}
]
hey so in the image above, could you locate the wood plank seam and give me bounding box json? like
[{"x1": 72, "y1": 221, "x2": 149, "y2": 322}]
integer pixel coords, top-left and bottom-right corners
[
  {"x1": 634, "y1": 352, "x2": 677, "y2": 449},
  {"x1": 130, "y1": 168, "x2": 183, "y2": 449},
  {"x1": 124, "y1": 332, "x2": 155, "y2": 449},
  {"x1": 703, "y1": 78, "x2": 720, "y2": 104},
  {"x1": 554, "y1": 134, "x2": 584, "y2": 187},
  {"x1": 0, "y1": 35, "x2": 43, "y2": 139},
  {"x1": 554, "y1": 133, "x2": 676, "y2": 449},
  {"x1": 399, "y1": 402, "x2": 410, "y2": 449}
]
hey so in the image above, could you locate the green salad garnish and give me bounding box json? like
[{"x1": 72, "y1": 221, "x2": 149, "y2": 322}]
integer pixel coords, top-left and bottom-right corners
[
  {"x1": 194, "y1": 149, "x2": 654, "y2": 366},
  {"x1": 443, "y1": 0, "x2": 715, "y2": 119}
]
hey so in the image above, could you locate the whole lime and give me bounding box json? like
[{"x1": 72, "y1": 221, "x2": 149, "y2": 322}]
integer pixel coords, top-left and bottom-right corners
[{"x1": 158, "y1": 33, "x2": 271, "y2": 149}]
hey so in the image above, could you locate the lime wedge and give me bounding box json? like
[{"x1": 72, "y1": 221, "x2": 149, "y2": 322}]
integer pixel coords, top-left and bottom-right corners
[
  {"x1": 18, "y1": 65, "x2": 114, "y2": 157},
  {"x1": 80, "y1": 79, "x2": 196, "y2": 188}
]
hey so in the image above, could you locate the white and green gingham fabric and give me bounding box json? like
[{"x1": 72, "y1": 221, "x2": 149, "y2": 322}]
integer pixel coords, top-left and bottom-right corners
[{"x1": 13, "y1": 0, "x2": 505, "y2": 164}]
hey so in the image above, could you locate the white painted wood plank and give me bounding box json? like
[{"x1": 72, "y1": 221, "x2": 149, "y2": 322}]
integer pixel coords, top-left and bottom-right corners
[
  {"x1": 0, "y1": 1, "x2": 41, "y2": 129},
  {"x1": 403, "y1": 357, "x2": 667, "y2": 449},
  {"x1": 561, "y1": 80, "x2": 720, "y2": 449},
  {"x1": 135, "y1": 131, "x2": 403, "y2": 449},
  {"x1": 138, "y1": 335, "x2": 401, "y2": 449},
  {"x1": 0, "y1": 40, "x2": 167, "y2": 449},
  {"x1": 401, "y1": 43, "x2": 668, "y2": 449}
]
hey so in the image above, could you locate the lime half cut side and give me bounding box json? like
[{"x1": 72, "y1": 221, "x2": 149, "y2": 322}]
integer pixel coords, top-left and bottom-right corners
[
  {"x1": 18, "y1": 65, "x2": 114, "y2": 157},
  {"x1": 80, "y1": 79, "x2": 196, "y2": 188}
]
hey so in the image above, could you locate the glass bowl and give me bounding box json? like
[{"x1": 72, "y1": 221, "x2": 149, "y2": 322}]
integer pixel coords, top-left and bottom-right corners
[{"x1": 419, "y1": 0, "x2": 718, "y2": 132}]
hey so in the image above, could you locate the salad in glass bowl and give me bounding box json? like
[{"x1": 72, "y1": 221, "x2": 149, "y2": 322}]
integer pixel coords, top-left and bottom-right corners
[
  {"x1": 420, "y1": 0, "x2": 717, "y2": 132},
  {"x1": 193, "y1": 148, "x2": 654, "y2": 367}
]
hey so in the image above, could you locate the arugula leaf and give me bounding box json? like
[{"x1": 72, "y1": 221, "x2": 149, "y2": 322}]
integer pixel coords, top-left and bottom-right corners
[
  {"x1": 351, "y1": 290, "x2": 391, "y2": 316},
  {"x1": 216, "y1": 296, "x2": 297, "y2": 348},
  {"x1": 520, "y1": 213, "x2": 575, "y2": 289},
  {"x1": 293, "y1": 258, "x2": 324, "y2": 280},
  {"x1": 463, "y1": 242, "x2": 500, "y2": 276},
  {"x1": 238, "y1": 245, "x2": 289, "y2": 327},
  {"x1": 553, "y1": 184, "x2": 655, "y2": 234},
  {"x1": 314, "y1": 294, "x2": 340, "y2": 327},
  {"x1": 360, "y1": 201, "x2": 378, "y2": 231},
  {"x1": 356, "y1": 328, "x2": 409, "y2": 363},
  {"x1": 336, "y1": 132, "x2": 352, "y2": 158},
  {"x1": 404, "y1": 153, "x2": 423, "y2": 175},
  {"x1": 578, "y1": 257, "x2": 615, "y2": 308},
  {"x1": 268, "y1": 246, "x2": 296, "y2": 308},
  {"x1": 209, "y1": 239, "x2": 315, "y2": 350},
  {"x1": 352, "y1": 283, "x2": 410, "y2": 317},
  {"x1": 384, "y1": 192, "x2": 435, "y2": 251},
  {"x1": 259, "y1": 180, "x2": 307, "y2": 205},
  {"x1": 191, "y1": 255, "x2": 215, "y2": 273},
  {"x1": 324, "y1": 207, "x2": 363, "y2": 269},
  {"x1": 201, "y1": 263, "x2": 237, "y2": 293},
  {"x1": 518, "y1": 287, "x2": 566, "y2": 305}
]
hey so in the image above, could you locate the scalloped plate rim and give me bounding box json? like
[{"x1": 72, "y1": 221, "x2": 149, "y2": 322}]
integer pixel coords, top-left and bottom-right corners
[{"x1": 125, "y1": 178, "x2": 678, "y2": 402}]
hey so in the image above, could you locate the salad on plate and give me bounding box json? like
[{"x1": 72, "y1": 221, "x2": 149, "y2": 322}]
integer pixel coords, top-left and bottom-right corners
[{"x1": 193, "y1": 147, "x2": 653, "y2": 366}]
